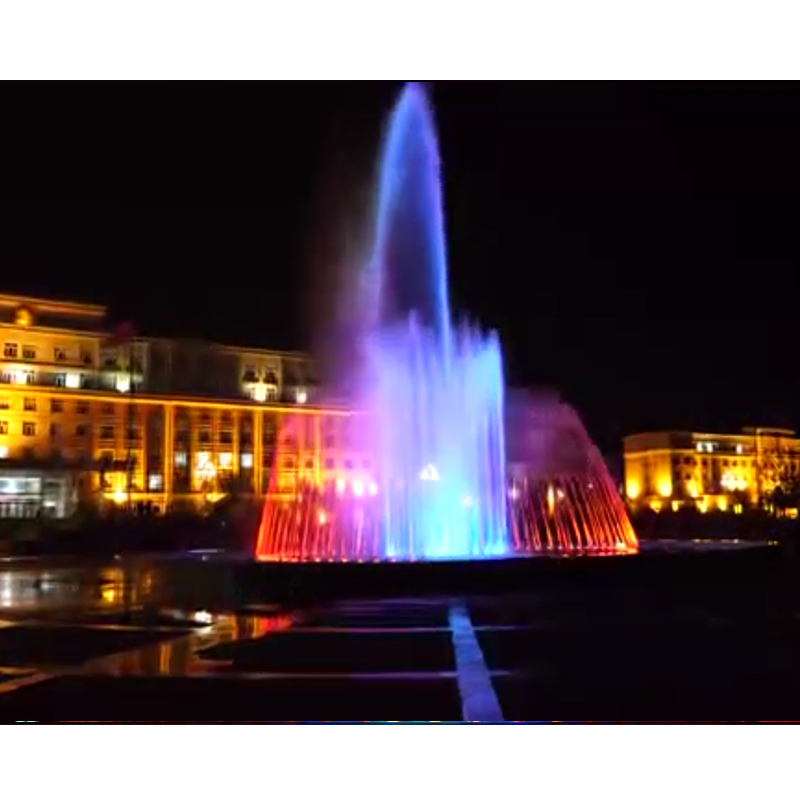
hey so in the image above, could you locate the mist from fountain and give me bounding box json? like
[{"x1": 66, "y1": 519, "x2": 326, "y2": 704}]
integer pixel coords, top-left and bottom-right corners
[{"x1": 255, "y1": 83, "x2": 638, "y2": 562}]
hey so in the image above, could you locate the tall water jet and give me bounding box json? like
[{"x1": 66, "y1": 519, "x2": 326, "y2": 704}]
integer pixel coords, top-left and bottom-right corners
[
  {"x1": 360, "y1": 82, "x2": 509, "y2": 560},
  {"x1": 256, "y1": 83, "x2": 637, "y2": 563}
]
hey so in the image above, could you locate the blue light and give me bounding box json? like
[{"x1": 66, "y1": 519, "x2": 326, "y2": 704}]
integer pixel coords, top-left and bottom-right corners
[{"x1": 357, "y1": 82, "x2": 511, "y2": 561}]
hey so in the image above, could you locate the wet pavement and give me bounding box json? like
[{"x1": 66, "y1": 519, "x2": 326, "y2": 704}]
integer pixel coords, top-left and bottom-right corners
[{"x1": 0, "y1": 551, "x2": 798, "y2": 721}]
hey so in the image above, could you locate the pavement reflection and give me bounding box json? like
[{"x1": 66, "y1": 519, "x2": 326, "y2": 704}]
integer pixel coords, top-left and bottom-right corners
[
  {"x1": 81, "y1": 613, "x2": 296, "y2": 678},
  {"x1": 0, "y1": 558, "x2": 297, "y2": 681}
]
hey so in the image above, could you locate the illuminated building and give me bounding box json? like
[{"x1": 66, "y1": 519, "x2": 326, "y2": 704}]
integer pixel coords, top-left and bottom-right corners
[
  {"x1": 0, "y1": 293, "x2": 363, "y2": 518},
  {"x1": 623, "y1": 428, "x2": 800, "y2": 513}
]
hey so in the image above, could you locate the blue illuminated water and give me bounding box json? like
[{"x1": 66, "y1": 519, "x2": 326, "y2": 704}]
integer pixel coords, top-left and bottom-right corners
[{"x1": 359, "y1": 82, "x2": 510, "y2": 560}]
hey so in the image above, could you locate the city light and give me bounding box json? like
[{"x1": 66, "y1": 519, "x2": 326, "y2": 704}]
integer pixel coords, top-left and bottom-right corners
[{"x1": 419, "y1": 464, "x2": 440, "y2": 482}]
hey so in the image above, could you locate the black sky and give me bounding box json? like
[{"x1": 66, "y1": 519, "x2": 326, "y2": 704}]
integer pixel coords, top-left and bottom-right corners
[{"x1": 2, "y1": 81, "x2": 800, "y2": 452}]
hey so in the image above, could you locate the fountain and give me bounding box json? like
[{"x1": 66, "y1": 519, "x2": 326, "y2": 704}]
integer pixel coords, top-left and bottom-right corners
[{"x1": 256, "y1": 83, "x2": 637, "y2": 563}]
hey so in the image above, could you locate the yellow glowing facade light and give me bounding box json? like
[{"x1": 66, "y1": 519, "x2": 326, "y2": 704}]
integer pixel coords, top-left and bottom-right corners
[{"x1": 657, "y1": 479, "x2": 672, "y2": 499}]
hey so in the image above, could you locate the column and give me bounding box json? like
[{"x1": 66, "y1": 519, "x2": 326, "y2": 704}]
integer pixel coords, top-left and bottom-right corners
[
  {"x1": 254, "y1": 410, "x2": 263, "y2": 496},
  {"x1": 314, "y1": 412, "x2": 322, "y2": 487},
  {"x1": 232, "y1": 410, "x2": 240, "y2": 482},
  {"x1": 137, "y1": 404, "x2": 146, "y2": 496},
  {"x1": 164, "y1": 404, "x2": 174, "y2": 510}
]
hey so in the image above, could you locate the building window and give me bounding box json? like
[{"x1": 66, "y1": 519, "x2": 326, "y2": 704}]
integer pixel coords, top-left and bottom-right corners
[
  {"x1": 240, "y1": 453, "x2": 254, "y2": 469},
  {"x1": 0, "y1": 421, "x2": 7, "y2": 435},
  {"x1": 175, "y1": 451, "x2": 188, "y2": 468},
  {"x1": 54, "y1": 347, "x2": 68, "y2": 362},
  {"x1": 51, "y1": 399, "x2": 64, "y2": 413},
  {"x1": 76, "y1": 424, "x2": 88, "y2": 437},
  {"x1": 344, "y1": 459, "x2": 354, "y2": 470},
  {"x1": 284, "y1": 457, "x2": 295, "y2": 469},
  {"x1": 76, "y1": 402, "x2": 89, "y2": 415},
  {"x1": 22, "y1": 422, "x2": 36, "y2": 437},
  {"x1": 198, "y1": 431, "x2": 211, "y2": 445},
  {"x1": 115, "y1": 374, "x2": 131, "y2": 394},
  {"x1": 100, "y1": 426, "x2": 114, "y2": 440},
  {"x1": 219, "y1": 431, "x2": 233, "y2": 445},
  {"x1": 64, "y1": 373, "x2": 81, "y2": 389},
  {"x1": 243, "y1": 366, "x2": 258, "y2": 383},
  {"x1": 305, "y1": 459, "x2": 314, "y2": 470},
  {"x1": 102, "y1": 403, "x2": 114, "y2": 415},
  {"x1": 3, "y1": 343, "x2": 18, "y2": 359},
  {"x1": 23, "y1": 398, "x2": 36, "y2": 412},
  {"x1": 80, "y1": 349, "x2": 93, "y2": 366},
  {"x1": 148, "y1": 474, "x2": 163, "y2": 491},
  {"x1": 49, "y1": 423, "x2": 60, "y2": 438},
  {"x1": 0, "y1": 397, "x2": 9, "y2": 410},
  {"x1": 22, "y1": 346, "x2": 36, "y2": 360},
  {"x1": 219, "y1": 453, "x2": 233, "y2": 470},
  {"x1": 325, "y1": 458, "x2": 335, "y2": 470}
]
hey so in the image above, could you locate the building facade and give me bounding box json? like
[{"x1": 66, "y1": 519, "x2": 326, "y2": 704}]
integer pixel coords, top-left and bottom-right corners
[
  {"x1": 623, "y1": 428, "x2": 800, "y2": 513},
  {"x1": 0, "y1": 293, "x2": 370, "y2": 519}
]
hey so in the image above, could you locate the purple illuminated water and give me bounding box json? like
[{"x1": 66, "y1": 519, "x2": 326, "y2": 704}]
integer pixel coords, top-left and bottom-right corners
[
  {"x1": 256, "y1": 83, "x2": 638, "y2": 562},
  {"x1": 348, "y1": 83, "x2": 509, "y2": 560}
]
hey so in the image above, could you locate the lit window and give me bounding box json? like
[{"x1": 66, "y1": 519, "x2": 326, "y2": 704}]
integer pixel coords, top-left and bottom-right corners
[
  {"x1": 296, "y1": 389, "x2": 308, "y2": 405},
  {"x1": 218, "y1": 453, "x2": 233, "y2": 470},
  {"x1": 252, "y1": 384, "x2": 268, "y2": 403},
  {"x1": 195, "y1": 452, "x2": 215, "y2": 481},
  {"x1": 65, "y1": 373, "x2": 81, "y2": 389},
  {"x1": 148, "y1": 474, "x2": 163, "y2": 491},
  {"x1": 175, "y1": 452, "x2": 188, "y2": 468},
  {"x1": 240, "y1": 453, "x2": 254, "y2": 469},
  {"x1": 116, "y1": 374, "x2": 131, "y2": 394}
]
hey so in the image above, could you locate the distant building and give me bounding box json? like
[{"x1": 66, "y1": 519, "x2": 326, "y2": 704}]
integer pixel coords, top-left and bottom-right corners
[
  {"x1": 0, "y1": 292, "x2": 359, "y2": 518},
  {"x1": 623, "y1": 428, "x2": 800, "y2": 513}
]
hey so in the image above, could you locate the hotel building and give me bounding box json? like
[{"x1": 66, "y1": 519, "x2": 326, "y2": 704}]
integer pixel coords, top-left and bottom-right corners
[
  {"x1": 623, "y1": 428, "x2": 800, "y2": 513},
  {"x1": 0, "y1": 293, "x2": 372, "y2": 519}
]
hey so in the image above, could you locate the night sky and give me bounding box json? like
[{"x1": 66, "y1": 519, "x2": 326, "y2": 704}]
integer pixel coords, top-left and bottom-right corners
[{"x1": 2, "y1": 81, "x2": 800, "y2": 452}]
